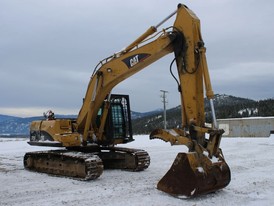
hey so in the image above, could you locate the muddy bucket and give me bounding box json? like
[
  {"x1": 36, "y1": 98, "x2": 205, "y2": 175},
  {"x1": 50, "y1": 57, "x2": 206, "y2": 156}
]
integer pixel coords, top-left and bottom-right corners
[{"x1": 157, "y1": 152, "x2": 231, "y2": 198}]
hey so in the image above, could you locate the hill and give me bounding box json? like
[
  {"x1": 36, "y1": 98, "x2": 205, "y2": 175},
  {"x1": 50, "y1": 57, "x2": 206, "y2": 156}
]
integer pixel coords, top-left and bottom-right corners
[
  {"x1": 132, "y1": 94, "x2": 274, "y2": 134},
  {"x1": 0, "y1": 94, "x2": 273, "y2": 136},
  {"x1": 131, "y1": 109, "x2": 163, "y2": 120}
]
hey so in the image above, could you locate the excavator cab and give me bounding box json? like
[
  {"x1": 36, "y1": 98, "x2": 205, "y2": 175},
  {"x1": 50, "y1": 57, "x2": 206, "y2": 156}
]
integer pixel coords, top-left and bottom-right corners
[{"x1": 97, "y1": 94, "x2": 133, "y2": 145}]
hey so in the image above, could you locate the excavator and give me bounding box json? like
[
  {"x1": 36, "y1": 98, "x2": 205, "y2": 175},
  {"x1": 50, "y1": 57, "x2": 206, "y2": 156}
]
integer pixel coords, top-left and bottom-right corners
[{"x1": 24, "y1": 4, "x2": 231, "y2": 197}]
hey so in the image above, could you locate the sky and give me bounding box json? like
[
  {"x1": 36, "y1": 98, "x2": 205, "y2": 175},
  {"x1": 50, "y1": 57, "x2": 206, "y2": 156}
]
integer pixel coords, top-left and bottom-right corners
[{"x1": 1, "y1": 0, "x2": 274, "y2": 117}]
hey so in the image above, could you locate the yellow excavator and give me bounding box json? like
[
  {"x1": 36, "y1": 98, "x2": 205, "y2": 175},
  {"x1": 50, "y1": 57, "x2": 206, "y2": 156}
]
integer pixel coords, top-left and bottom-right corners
[{"x1": 24, "y1": 4, "x2": 230, "y2": 197}]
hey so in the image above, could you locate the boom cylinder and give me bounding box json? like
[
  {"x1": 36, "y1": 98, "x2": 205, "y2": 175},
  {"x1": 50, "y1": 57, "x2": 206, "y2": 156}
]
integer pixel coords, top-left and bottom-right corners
[
  {"x1": 123, "y1": 26, "x2": 157, "y2": 53},
  {"x1": 124, "y1": 8, "x2": 177, "y2": 53}
]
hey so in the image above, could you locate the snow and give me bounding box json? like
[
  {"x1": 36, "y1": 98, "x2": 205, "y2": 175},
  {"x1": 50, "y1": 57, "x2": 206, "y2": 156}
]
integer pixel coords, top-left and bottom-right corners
[
  {"x1": 238, "y1": 108, "x2": 258, "y2": 116},
  {"x1": 197, "y1": 167, "x2": 204, "y2": 173},
  {"x1": 1, "y1": 135, "x2": 274, "y2": 206}
]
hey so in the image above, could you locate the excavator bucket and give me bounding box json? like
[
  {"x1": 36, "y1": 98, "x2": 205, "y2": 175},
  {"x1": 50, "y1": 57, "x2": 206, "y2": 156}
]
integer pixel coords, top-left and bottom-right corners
[{"x1": 157, "y1": 152, "x2": 231, "y2": 198}]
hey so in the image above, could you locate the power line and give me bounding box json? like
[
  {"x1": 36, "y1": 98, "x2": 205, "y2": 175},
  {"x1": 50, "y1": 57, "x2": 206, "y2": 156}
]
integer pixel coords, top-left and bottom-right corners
[{"x1": 160, "y1": 90, "x2": 168, "y2": 129}]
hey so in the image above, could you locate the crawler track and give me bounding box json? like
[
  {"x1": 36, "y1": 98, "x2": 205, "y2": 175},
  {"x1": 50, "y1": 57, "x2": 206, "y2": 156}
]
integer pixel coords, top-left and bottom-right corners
[
  {"x1": 24, "y1": 150, "x2": 103, "y2": 180},
  {"x1": 100, "y1": 147, "x2": 150, "y2": 171},
  {"x1": 24, "y1": 146, "x2": 150, "y2": 180}
]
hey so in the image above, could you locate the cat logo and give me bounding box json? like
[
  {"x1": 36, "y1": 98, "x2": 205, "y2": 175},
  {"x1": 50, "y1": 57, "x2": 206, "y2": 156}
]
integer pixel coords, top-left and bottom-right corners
[
  {"x1": 130, "y1": 55, "x2": 139, "y2": 67},
  {"x1": 122, "y1": 53, "x2": 151, "y2": 69}
]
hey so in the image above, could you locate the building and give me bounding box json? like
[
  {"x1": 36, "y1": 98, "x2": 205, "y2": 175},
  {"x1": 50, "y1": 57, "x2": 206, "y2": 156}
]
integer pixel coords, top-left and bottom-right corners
[{"x1": 217, "y1": 117, "x2": 274, "y2": 137}]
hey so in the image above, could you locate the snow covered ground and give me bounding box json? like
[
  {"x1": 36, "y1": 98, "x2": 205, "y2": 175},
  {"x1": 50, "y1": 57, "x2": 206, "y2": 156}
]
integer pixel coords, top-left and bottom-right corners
[{"x1": 0, "y1": 135, "x2": 274, "y2": 206}]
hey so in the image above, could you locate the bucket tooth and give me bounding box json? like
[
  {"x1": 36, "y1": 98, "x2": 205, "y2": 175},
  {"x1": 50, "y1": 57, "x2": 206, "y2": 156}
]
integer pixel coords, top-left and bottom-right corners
[{"x1": 157, "y1": 152, "x2": 231, "y2": 198}]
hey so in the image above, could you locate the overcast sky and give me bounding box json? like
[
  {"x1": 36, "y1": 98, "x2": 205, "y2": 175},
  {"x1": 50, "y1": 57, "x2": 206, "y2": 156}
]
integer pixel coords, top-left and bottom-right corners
[{"x1": 1, "y1": 0, "x2": 274, "y2": 117}]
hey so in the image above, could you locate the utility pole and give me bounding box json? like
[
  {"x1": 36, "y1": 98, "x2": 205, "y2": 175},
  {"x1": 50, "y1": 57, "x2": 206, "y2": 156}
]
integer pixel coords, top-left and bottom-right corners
[{"x1": 160, "y1": 90, "x2": 168, "y2": 129}]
